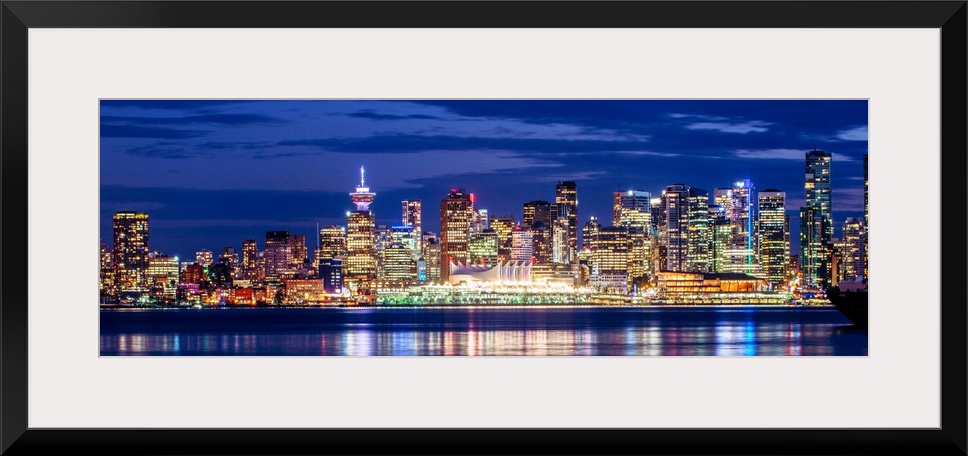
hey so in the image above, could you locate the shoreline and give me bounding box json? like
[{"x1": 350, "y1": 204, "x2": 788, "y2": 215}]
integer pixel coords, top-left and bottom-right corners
[{"x1": 100, "y1": 302, "x2": 834, "y2": 310}]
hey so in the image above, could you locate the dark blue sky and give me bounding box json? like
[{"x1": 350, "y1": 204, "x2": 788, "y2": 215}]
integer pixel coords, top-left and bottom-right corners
[{"x1": 100, "y1": 100, "x2": 868, "y2": 259}]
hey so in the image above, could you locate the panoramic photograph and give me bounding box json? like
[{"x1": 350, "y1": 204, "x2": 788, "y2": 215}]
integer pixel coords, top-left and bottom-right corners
[{"x1": 99, "y1": 100, "x2": 869, "y2": 356}]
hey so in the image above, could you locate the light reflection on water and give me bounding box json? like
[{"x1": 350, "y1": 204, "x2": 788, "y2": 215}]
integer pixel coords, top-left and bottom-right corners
[{"x1": 100, "y1": 307, "x2": 866, "y2": 356}]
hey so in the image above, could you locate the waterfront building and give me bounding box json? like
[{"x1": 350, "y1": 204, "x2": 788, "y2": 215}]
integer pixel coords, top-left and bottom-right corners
[
  {"x1": 447, "y1": 260, "x2": 534, "y2": 284},
  {"x1": 147, "y1": 254, "x2": 179, "y2": 300},
  {"x1": 469, "y1": 229, "x2": 499, "y2": 267},
  {"x1": 655, "y1": 271, "x2": 770, "y2": 298},
  {"x1": 183, "y1": 263, "x2": 205, "y2": 285},
  {"x1": 112, "y1": 211, "x2": 150, "y2": 293},
  {"x1": 590, "y1": 226, "x2": 629, "y2": 294},
  {"x1": 440, "y1": 189, "x2": 473, "y2": 282},
  {"x1": 840, "y1": 217, "x2": 865, "y2": 281},
  {"x1": 195, "y1": 249, "x2": 213, "y2": 268},
  {"x1": 99, "y1": 243, "x2": 114, "y2": 295},
  {"x1": 489, "y1": 214, "x2": 515, "y2": 263},
  {"x1": 801, "y1": 150, "x2": 833, "y2": 287},
  {"x1": 511, "y1": 225, "x2": 534, "y2": 262},
  {"x1": 346, "y1": 167, "x2": 377, "y2": 287},
  {"x1": 264, "y1": 231, "x2": 291, "y2": 282},
  {"x1": 318, "y1": 258, "x2": 343, "y2": 293},
  {"x1": 709, "y1": 205, "x2": 730, "y2": 273},
  {"x1": 423, "y1": 236, "x2": 441, "y2": 284},
  {"x1": 627, "y1": 226, "x2": 651, "y2": 288},
  {"x1": 757, "y1": 190, "x2": 789, "y2": 287},
  {"x1": 555, "y1": 181, "x2": 578, "y2": 260},
  {"x1": 402, "y1": 199, "x2": 422, "y2": 254}
]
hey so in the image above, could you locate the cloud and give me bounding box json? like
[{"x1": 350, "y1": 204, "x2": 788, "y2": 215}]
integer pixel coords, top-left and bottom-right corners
[
  {"x1": 836, "y1": 126, "x2": 868, "y2": 141},
  {"x1": 102, "y1": 113, "x2": 281, "y2": 127},
  {"x1": 734, "y1": 148, "x2": 854, "y2": 162},
  {"x1": 685, "y1": 121, "x2": 771, "y2": 134},
  {"x1": 346, "y1": 110, "x2": 441, "y2": 121},
  {"x1": 100, "y1": 125, "x2": 208, "y2": 139},
  {"x1": 278, "y1": 134, "x2": 655, "y2": 156}
]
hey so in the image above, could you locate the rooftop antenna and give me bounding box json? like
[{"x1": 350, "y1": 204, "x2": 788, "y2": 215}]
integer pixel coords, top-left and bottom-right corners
[{"x1": 360, "y1": 166, "x2": 365, "y2": 188}]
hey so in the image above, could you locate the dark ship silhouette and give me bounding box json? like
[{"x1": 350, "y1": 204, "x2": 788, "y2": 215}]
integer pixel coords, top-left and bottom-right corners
[{"x1": 827, "y1": 278, "x2": 868, "y2": 327}]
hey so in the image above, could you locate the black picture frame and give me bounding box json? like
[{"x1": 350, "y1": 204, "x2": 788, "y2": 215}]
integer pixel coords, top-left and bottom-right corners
[{"x1": 2, "y1": 1, "x2": 965, "y2": 455}]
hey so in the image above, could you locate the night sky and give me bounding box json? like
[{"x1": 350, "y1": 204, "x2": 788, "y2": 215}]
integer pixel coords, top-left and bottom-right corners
[{"x1": 100, "y1": 100, "x2": 868, "y2": 259}]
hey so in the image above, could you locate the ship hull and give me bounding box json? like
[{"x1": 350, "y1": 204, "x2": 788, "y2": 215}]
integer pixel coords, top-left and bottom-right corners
[{"x1": 827, "y1": 287, "x2": 868, "y2": 327}]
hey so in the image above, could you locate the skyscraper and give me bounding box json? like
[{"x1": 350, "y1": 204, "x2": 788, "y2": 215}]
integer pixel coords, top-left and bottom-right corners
[
  {"x1": 440, "y1": 189, "x2": 473, "y2": 282},
  {"x1": 489, "y1": 214, "x2": 515, "y2": 263},
  {"x1": 510, "y1": 225, "x2": 534, "y2": 262},
  {"x1": 555, "y1": 181, "x2": 578, "y2": 261},
  {"x1": 241, "y1": 239, "x2": 259, "y2": 281},
  {"x1": 840, "y1": 217, "x2": 865, "y2": 281},
  {"x1": 660, "y1": 184, "x2": 690, "y2": 272},
  {"x1": 346, "y1": 167, "x2": 377, "y2": 285},
  {"x1": 112, "y1": 211, "x2": 150, "y2": 292},
  {"x1": 469, "y1": 229, "x2": 499, "y2": 267},
  {"x1": 715, "y1": 180, "x2": 757, "y2": 274},
  {"x1": 801, "y1": 150, "x2": 833, "y2": 286},
  {"x1": 523, "y1": 200, "x2": 551, "y2": 228},
  {"x1": 402, "y1": 199, "x2": 422, "y2": 254},
  {"x1": 757, "y1": 190, "x2": 789, "y2": 287},
  {"x1": 264, "y1": 231, "x2": 291, "y2": 281},
  {"x1": 686, "y1": 188, "x2": 711, "y2": 273},
  {"x1": 613, "y1": 190, "x2": 652, "y2": 231},
  {"x1": 316, "y1": 225, "x2": 347, "y2": 265}
]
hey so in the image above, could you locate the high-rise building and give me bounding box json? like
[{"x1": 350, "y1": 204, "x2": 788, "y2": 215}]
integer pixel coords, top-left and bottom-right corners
[
  {"x1": 380, "y1": 242, "x2": 417, "y2": 283},
  {"x1": 316, "y1": 225, "x2": 347, "y2": 265},
  {"x1": 511, "y1": 225, "x2": 534, "y2": 262},
  {"x1": 555, "y1": 181, "x2": 578, "y2": 261},
  {"x1": 195, "y1": 249, "x2": 213, "y2": 268},
  {"x1": 757, "y1": 190, "x2": 789, "y2": 287},
  {"x1": 440, "y1": 189, "x2": 473, "y2": 282},
  {"x1": 469, "y1": 229, "x2": 499, "y2": 267},
  {"x1": 686, "y1": 188, "x2": 711, "y2": 273},
  {"x1": 317, "y1": 258, "x2": 343, "y2": 293},
  {"x1": 708, "y1": 205, "x2": 730, "y2": 273},
  {"x1": 219, "y1": 247, "x2": 239, "y2": 272},
  {"x1": 112, "y1": 211, "x2": 150, "y2": 292},
  {"x1": 390, "y1": 225, "x2": 419, "y2": 259},
  {"x1": 423, "y1": 235, "x2": 441, "y2": 284},
  {"x1": 346, "y1": 167, "x2": 377, "y2": 286},
  {"x1": 659, "y1": 184, "x2": 690, "y2": 272},
  {"x1": 523, "y1": 200, "x2": 551, "y2": 228},
  {"x1": 840, "y1": 217, "x2": 865, "y2": 281},
  {"x1": 529, "y1": 221, "x2": 551, "y2": 265},
  {"x1": 402, "y1": 200, "x2": 422, "y2": 254},
  {"x1": 715, "y1": 180, "x2": 757, "y2": 274},
  {"x1": 288, "y1": 234, "x2": 307, "y2": 267},
  {"x1": 472, "y1": 208, "x2": 489, "y2": 234},
  {"x1": 241, "y1": 239, "x2": 259, "y2": 281},
  {"x1": 147, "y1": 254, "x2": 180, "y2": 299},
  {"x1": 590, "y1": 227, "x2": 629, "y2": 294},
  {"x1": 489, "y1": 214, "x2": 515, "y2": 263},
  {"x1": 100, "y1": 242, "x2": 114, "y2": 295},
  {"x1": 582, "y1": 216, "x2": 602, "y2": 251},
  {"x1": 264, "y1": 231, "x2": 291, "y2": 281},
  {"x1": 552, "y1": 219, "x2": 571, "y2": 265},
  {"x1": 613, "y1": 190, "x2": 652, "y2": 231},
  {"x1": 801, "y1": 150, "x2": 833, "y2": 287}
]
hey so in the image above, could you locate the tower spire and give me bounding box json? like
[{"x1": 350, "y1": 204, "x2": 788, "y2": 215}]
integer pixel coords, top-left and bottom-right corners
[{"x1": 360, "y1": 166, "x2": 365, "y2": 188}]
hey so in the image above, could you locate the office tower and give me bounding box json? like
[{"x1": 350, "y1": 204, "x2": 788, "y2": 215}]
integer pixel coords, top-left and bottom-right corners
[
  {"x1": 316, "y1": 225, "x2": 347, "y2": 266},
  {"x1": 402, "y1": 199, "x2": 422, "y2": 253},
  {"x1": 195, "y1": 249, "x2": 213, "y2": 268},
  {"x1": 590, "y1": 227, "x2": 629, "y2": 294},
  {"x1": 440, "y1": 189, "x2": 473, "y2": 282},
  {"x1": 686, "y1": 188, "x2": 711, "y2": 273},
  {"x1": 552, "y1": 219, "x2": 571, "y2": 265},
  {"x1": 288, "y1": 234, "x2": 307, "y2": 266},
  {"x1": 523, "y1": 200, "x2": 551, "y2": 228},
  {"x1": 840, "y1": 217, "x2": 865, "y2": 281},
  {"x1": 183, "y1": 263, "x2": 205, "y2": 285},
  {"x1": 472, "y1": 208, "x2": 489, "y2": 234},
  {"x1": 390, "y1": 225, "x2": 419, "y2": 258},
  {"x1": 317, "y1": 258, "x2": 343, "y2": 293},
  {"x1": 489, "y1": 214, "x2": 515, "y2": 263},
  {"x1": 708, "y1": 205, "x2": 730, "y2": 273},
  {"x1": 555, "y1": 181, "x2": 578, "y2": 261},
  {"x1": 800, "y1": 150, "x2": 833, "y2": 286},
  {"x1": 715, "y1": 180, "x2": 756, "y2": 274},
  {"x1": 345, "y1": 167, "x2": 377, "y2": 285},
  {"x1": 627, "y1": 226, "x2": 650, "y2": 287},
  {"x1": 469, "y1": 229, "x2": 499, "y2": 267},
  {"x1": 659, "y1": 184, "x2": 690, "y2": 272},
  {"x1": 381, "y1": 242, "x2": 417, "y2": 283},
  {"x1": 757, "y1": 190, "x2": 789, "y2": 287},
  {"x1": 511, "y1": 225, "x2": 534, "y2": 262},
  {"x1": 582, "y1": 216, "x2": 602, "y2": 252},
  {"x1": 112, "y1": 211, "x2": 150, "y2": 292},
  {"x1": 423, "y1": 236, "x2": 441, "y2": 284},
  {"x1": 613, "y1": 190, "x2": 652, "y2": 231},
  {"x1": 264, "y1": 231, "x2": 291, "y2": 281},
  {"x1": 241, "y1": 239, "x2": 259, "y2": 281},
  {"x1": 529, "y1": 221, "x2": 551, "y2": 265},
  {"x1": 219, "y1": 247, "x2": 239, "y2": 272}
]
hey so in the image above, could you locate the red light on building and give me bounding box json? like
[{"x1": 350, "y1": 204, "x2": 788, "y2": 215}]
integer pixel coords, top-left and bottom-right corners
[{"x1": 470, "y1": 193, "x2": 476, "y2": 204}]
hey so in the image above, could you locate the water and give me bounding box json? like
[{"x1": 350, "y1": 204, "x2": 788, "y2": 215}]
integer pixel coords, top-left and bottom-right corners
[{"x1": 99, "y1": 306, "x2": 867, "y2": 356}]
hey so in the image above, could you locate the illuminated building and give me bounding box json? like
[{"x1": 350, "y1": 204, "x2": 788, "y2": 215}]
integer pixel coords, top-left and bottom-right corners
[
  {"x1": 590, "y1": 226, "x2": 628, "y2": 293},
  {"x1": 533, "y1": 203, "x2": 556, "y2": 232},
  {"x1": 264, "y1": 231, "x2": 291, "y2": 282},
  {"x1": 318, "y1": 258, "x2": 343, "y2": 293},
  {"x1": 555, "y1": 181, "x2": 578, "y2": 261},
  {"x1": 511, "y1": 225, "x2": 533, "y2": 262},
  {"x1": 469, "y1": 229, "x2": 499, "y2": 267},
  {"x1": 552, "y1": 219, "x2": 571, "y2": 265},
  {"x1": 112, "y1": 211, "x2": 149, "y2": 292},
  {"x1": 288, "y1": 234, "x2": 307, "y2": 267},
  {"x1": 627, "y1": 226, "x2": 651, "y2": 287},
  {"x1": 686, "y1": 188, "x2": 711, "y2": 273},
  {"x1": 220, "y1": 247, "x2": 239, "y2": 275},
  {"x1": 381, "y1": 242, "x2": 418, "y2": 283},
  {"x1": 839, "y1": 217, "x2": 865, "y2": 281},
  {"x1": 523, "y1": 200, "x2": 551, "y2": 228},
  {"x1": 472, "y1": 208, "x2": 489, "y2": 234},
  {"x1": 800, "y1": 150, "x2": 833, "y2": 287},
  {"x1": 613, "y1": 190, "x2": 652, "y2": 232},
  {"x1": 581, "y1": 216, "x2": 601, "y2": 251},
  {"x1": 715, "y1": 180, "x2": 757, "y2": 275},
  {"x1": 864, "y1": 154, "x2": 869, "y2": 279},
  {"x1": 529, "y1": 221, "x2": 551, "y2": 265},
  {"x1": 757, "y1": 190, "x2": 789, "y2": 287},
  {"x1": 659, "y1": 184, "x2": 689, "y2": 272},
  {"x1": 346, "y1": 166, "x2": 377, "y2": 286},
  {"x1": 423, "y1": 236, "x2": 441, "y2": 284},
  {"x1": 389, "y1": 225, "x2": 419, "y2": 260},
  {"x1": 99, "y1": 243, "x2": 114, "y2": 295},
  {"x1": 440, "y1": 189, "x2": 473, "y2": 282},
  {"x1": 447, "y1": 260, "x2": 534, "y2": 284},
  {"x1": 402, "y1": 199, "x2": 422, "y2": 254},
  {"x1": 489, "y1": 214, "x2": 515, "y2": 263},
  {"x1": 147, "y1": 254, "x2": 180, "y2": 299},
  {"x1": 195, "y1": 249, "x2": 213, "y2": 268},
  {"x1": 709, "y1": 205, "x2": 730, "y2": 273},
  {"x1": 241, "y1": 240, "x2": 259, "y2": 281},
  {"x1": 316, "y1": 225, "x2": 347, "y2": 267},
  {"x1": 183, "y1": 263, "x2": 205, "y2": 285},
  {"x1": 656, "y1": 271, "x2": 770, "y2": 297}
]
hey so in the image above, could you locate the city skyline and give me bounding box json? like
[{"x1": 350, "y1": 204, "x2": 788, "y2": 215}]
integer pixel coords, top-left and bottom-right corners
[{"x1": 100, "y1": 100, "x2": 868, "y2": 258}]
